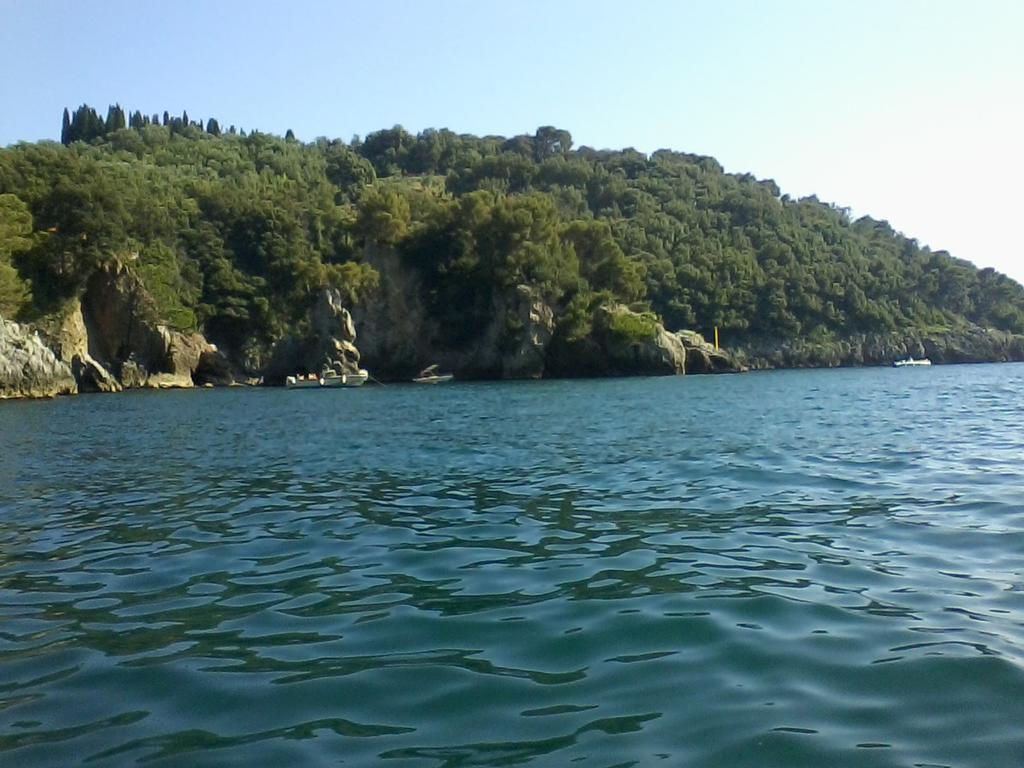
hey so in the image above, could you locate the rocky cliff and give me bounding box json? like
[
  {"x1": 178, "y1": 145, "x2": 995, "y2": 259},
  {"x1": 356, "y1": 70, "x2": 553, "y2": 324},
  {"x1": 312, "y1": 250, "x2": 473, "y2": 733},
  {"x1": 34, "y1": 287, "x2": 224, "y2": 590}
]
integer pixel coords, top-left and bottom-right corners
[
  {"x1": 352, "y1": 248, "x2": 556, "y2": 379},
  {"x1": 264, "y1": 287, "x2": 363, "y2": 384},
  {"x1": 1, "y1": 260, "x2": 234, "y2": 400},
  {"x1": 8, "y1": 251, "x2": 1019, "y2": 403},
  {"x1": 0, "y1": 316, "x2": 77, "y2": 399},
  {"x1": 544, "y1": 304, "x2": 745, "y2": 378},
  {"x1": 738, "y1": 327, "x2": 1024, "y2": 369},
  {"x1": 352, "y1": 248, "x2": 434, "y2": 377},
  {"x1": 71, "y1": 261, "x2": 231, "y2": 389},
  {"x1": 675, "y1": 330, "x2": 745, "y2": 373}
]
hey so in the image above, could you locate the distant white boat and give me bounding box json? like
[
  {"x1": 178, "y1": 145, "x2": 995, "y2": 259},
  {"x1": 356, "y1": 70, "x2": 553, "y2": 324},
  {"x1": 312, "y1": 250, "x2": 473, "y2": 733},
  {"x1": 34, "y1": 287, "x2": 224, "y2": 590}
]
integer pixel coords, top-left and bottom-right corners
[
  {"x1": 285, "y1": 373, "x2": 322, "y2": 389},
  {"x1": 286, "y1": 369, "x2": 369, "y2": 388},
  {"x1": 323, "y1": 369, "x2": 369, "y2": 387},
  {"x1": 413, "y1": 364, "x2": 454, "y2": 384},
  {"x1": 893, "y1": 357, "x2": 932, "y2": 367}
]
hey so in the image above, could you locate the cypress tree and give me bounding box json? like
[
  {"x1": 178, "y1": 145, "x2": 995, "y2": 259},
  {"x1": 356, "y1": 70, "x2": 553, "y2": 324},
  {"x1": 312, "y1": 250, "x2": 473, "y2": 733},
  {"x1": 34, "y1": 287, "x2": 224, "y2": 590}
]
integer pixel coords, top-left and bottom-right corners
[
  {"x1": 61, "y1": 108, "x2": 72, "y2": 145},
  {"x1": 89, "y1": 107, "x2": 104, "y2": 140},
  {"x1": 71, "y1": 106, "x2": 87, "y2": 142},
  {"x1": 105, "y1": 104, "x2": 126, "y2": 132},
  {"x1": 71, "y1": 105, "x2": 103, "y2": 142},
  {"x1": 206, "y1": 118, "x2": 221, "y2": 136}
]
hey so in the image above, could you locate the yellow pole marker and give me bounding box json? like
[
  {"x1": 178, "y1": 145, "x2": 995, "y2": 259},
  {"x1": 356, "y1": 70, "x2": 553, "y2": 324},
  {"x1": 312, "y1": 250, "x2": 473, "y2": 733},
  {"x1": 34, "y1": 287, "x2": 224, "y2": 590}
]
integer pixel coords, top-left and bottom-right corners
[{"x1": 714, "y1": 326, "x2": 719, "y2": 350}]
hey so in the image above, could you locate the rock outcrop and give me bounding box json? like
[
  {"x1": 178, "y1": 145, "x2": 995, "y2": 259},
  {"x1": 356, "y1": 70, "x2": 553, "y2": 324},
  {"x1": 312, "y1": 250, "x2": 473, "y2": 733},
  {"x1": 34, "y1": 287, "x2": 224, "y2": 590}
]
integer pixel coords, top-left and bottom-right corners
[
  {"x1": 352, "y1": 248, "x2": 434, "y2": 377},
  {"x1": 22, "y1": 261, "x2": 234, "y2": 396},
  {"x1": 499, "y1": 285, "x2": 555, "y2": 379},
  {"x1": 0, "y1": 316, "x2": 77, "y2": 399},
  {"x1": 72, "y1": 262, "x2": 233, "y2": 389},
  {"x1": 194, "y1": 346, "x2": 235, "y2": 386},
  {"x1": 353, "y1": 246, "x2": 557, "y2": 379},
  {"x1": 738, "y1": 327, "x2": 1024, "y2": 369},
  {"x1": 71, "y1": 354, "x2": 122, "y2": 393},
  {"x1": 435, "y1": 284, "x2": 555, "y2": 379},
  {"x1": 265, "y1": 288, "x2": 363, "y2": 384},
  {"x1": 676, "y1": 330, "x2": 745, "y2": 373},
  {"x1": 592, "y1": 305, "x2": 687, "y2": 375},
  {"x1": 44, "y1": 298, "x2": 122, "y2": 393},
  {"x1": 311, "y1": 288, "x2": 362, "y2": 374},
  {"x1": 545, "y1": 304, "x2": 745, "y2": 377},
  {"x1": 13, "y1": 248, "x2": 1021, "y2": 401},
  {"x1": 349, "y1": 248, "x2": 751, "y2": 380}
]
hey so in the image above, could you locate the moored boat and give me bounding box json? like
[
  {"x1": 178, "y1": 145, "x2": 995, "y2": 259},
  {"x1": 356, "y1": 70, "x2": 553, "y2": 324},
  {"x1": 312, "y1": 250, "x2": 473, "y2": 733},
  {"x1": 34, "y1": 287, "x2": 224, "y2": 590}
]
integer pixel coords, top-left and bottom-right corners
[
  {"x1": 285, "y1": 373, "x2": 323, "y2": 388},
  {"x1": 893, "y1": 357, "x2": 932, "y2": 367},
  {"x1": 322, "y1": 369, "x2": 369, "y2": 387},
  {"x1": 286, "y1": 368, "x2": 370, "y2": 388},
  {"x1": 413, "y1": 364, "x2": 454, "y2": 384}
]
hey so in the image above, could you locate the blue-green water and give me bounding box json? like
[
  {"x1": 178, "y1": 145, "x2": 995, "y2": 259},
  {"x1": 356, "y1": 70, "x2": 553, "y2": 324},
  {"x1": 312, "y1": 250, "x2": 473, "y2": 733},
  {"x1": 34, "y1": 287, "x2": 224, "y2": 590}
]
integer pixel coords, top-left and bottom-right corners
[{"x1": 2, "y1": 366, "x2": 1023, "y2": 767}]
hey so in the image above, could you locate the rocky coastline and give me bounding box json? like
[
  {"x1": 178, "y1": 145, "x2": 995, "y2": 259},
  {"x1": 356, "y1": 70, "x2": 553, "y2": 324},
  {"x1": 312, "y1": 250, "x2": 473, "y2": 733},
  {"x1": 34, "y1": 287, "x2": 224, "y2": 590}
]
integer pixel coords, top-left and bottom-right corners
[
  {"x1": 735, "y1": 328, "x2": 1024, "y2": 369},
  {"x1": 4, "y1": 260, "x2": 1024, "y2": 402}
]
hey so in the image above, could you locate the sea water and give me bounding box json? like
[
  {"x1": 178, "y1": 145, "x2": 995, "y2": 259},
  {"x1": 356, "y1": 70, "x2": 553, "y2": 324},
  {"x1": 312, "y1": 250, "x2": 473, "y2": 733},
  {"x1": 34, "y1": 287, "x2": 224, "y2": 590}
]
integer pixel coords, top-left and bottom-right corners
[{"x1": 1, "y1": 366, "x2": 1023, "y2": 767}]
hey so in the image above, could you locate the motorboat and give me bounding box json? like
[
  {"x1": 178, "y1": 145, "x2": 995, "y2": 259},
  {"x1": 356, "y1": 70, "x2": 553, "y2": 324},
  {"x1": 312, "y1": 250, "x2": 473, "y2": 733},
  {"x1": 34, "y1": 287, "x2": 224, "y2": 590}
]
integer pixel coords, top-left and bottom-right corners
[
  {"x1": 893, "y1": 357, "x2": 932, "y2": 367},
  {"x1": 285, "y1": 373, "x2": 323, "y2": 389},
  {"x1": 286, "y1": 368, "x2": 370, "y2": 388},
  {"x1": 413, "y1": 364, "x2": 454, "y2": 384},
  {"x1": 323, "y1": 369, "x2": 369, "y2": 387}
]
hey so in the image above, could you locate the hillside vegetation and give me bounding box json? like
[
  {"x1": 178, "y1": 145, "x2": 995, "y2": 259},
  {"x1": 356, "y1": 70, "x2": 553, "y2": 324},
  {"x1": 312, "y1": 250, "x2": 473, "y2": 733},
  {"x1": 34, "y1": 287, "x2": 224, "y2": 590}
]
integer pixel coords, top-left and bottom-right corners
[{"x1": 2, "y1": 104, "x2": 1022, "y2": 368}]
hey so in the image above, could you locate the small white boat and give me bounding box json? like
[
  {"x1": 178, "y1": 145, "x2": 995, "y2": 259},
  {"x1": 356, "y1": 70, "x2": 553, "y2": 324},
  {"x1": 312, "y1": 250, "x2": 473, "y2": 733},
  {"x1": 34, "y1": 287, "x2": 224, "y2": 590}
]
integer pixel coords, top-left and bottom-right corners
[
  {"x1": 413, "y1": 365, "x2": 454, "y2": 384},
  {"x1": 286, "y1": 368, "x2": 369, "y2": 388},
  {"x1": 893, "y1": 357, "x2": 932, "y2": 367},
  {"x1": 323, "y1": 369, "x2": 369, "y2": 387},
  {"x1": 285, "y1": 373, "x2": 323, "y2": 389}
]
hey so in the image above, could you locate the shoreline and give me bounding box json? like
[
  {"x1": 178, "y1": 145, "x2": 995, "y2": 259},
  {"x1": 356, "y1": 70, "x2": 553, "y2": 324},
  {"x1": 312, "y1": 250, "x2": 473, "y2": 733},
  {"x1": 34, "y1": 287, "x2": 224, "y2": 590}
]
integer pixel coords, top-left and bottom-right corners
[{"x1": 4, "y1": 357, "x2": 1022, "y2": 403}]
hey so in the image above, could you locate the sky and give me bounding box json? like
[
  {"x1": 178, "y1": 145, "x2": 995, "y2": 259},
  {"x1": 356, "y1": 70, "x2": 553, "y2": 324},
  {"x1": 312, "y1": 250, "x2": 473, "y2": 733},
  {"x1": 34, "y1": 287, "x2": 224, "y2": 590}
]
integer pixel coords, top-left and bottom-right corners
[{"x1": 2, "y1": 0, "x2": 1022, "y2": 283}]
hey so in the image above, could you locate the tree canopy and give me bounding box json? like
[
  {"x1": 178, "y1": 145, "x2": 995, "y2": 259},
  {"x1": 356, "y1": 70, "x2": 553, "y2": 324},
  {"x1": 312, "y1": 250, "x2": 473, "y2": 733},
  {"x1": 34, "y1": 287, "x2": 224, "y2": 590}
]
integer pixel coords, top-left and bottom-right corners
[{"x1": 0, "y1": 104, "x2": 1021, "y2": 361}]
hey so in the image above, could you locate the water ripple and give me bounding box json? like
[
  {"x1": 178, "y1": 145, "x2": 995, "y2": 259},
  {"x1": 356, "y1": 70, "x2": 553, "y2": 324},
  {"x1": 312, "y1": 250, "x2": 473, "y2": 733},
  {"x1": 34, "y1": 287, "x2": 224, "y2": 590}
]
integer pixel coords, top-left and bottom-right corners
[{"x1": 2, "y1": 366, "x2": 1024, "y2": 766}]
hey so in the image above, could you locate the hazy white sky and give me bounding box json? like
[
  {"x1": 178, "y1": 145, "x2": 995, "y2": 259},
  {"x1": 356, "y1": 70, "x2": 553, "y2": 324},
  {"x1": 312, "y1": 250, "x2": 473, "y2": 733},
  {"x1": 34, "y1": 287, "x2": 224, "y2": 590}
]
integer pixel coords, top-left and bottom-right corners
[{"x1": 2, "y1": 0, "x2": 1022, "y2": 283}]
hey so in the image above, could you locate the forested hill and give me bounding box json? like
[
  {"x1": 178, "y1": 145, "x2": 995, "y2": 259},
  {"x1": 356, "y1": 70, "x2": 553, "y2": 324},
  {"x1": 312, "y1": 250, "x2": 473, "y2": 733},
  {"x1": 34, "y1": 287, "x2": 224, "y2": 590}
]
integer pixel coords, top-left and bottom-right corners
[{"x1": 2, "y1": 103, "x2": 1023, "y2": 369}]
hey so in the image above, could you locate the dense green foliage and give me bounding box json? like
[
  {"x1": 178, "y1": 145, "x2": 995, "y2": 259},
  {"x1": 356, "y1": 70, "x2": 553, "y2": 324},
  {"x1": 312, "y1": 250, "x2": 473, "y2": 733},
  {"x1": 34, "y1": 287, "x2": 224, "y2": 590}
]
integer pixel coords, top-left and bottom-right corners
[
  {"x1": 0, "y1": 194, "x2": 34, "y2": 316},
  {"x1": 1, "y1": 104, "x2": 1022, "y2": 359}
]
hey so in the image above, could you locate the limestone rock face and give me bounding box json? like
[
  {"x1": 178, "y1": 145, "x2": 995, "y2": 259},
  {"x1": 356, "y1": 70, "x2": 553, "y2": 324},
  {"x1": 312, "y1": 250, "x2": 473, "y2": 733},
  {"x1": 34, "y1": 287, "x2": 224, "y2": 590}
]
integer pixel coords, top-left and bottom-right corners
[
  {"x1": 194, "y1": 347, "x2": 234, "y2": 386},
  {"x1": 352, "y1": 248, "x2": 432, "y2": 376},
  {"x1": 71, "y1": 354, "x2": 121, "y2": 393},
  {"x1": 545, "y1": 306, "x2": 745, "y2": 377},
  {"x1": 0, "y1": 316, "x2": 77, "y2": 399},
  {"x1": 146, "y1": 329, "x2": 206, "y2": 388},
  {"x1": 82, "y1": 262, "x2": 170, "y2": 378},
  {"x1": 675, "y1": 330, "x2": 745, "y2": 373},
  {"x1": 352, "y1": 249, "x2": 556, "y2": 379},
  {"x1": 312, "y1": 288, "x2": 357, "y2": 345},
  {"x1": 419, "y1": 284, "x2": 556, "y2": 379},
  {"x1": 265, "y1": 288, "x2": 364, "y2": 384},
  {"x1": 68, "y1": 261, "x2": 222, "y2": 390},
  {"x1": 46, "y1": 299, "x2": 120, "y2": 392},
  {"x1": 593, "y1": 304, "x2": 687, "y2": 376},
  {"x1": 500, "y1": 285, "x2": 554, "y2": 379},
  {"x1": 739, "y1": 328, "x2": 1024, "y2": 369},
  {"x1": 312, "y1": 288, "x2": 361, "y2": 374},
  {"x1": 917, "y1": 329, "x2": 1024, "y2": 364}
]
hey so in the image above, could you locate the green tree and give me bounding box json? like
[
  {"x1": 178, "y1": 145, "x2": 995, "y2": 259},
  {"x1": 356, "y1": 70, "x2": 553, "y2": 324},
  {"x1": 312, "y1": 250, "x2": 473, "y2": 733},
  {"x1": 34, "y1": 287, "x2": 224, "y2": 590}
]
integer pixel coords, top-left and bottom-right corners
[
  {"x1": 60, "y1": 108, "x2": 72, "y2": 145},
  {"x1": 354, "y1": 186, "x2": 411, "y2": 245},
  {"x1": 0, "y1": 194, "x2": 34, "y2": 316},
  {"x1": 105, "y1": 104, "x2": 126, "y2": 132}
]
